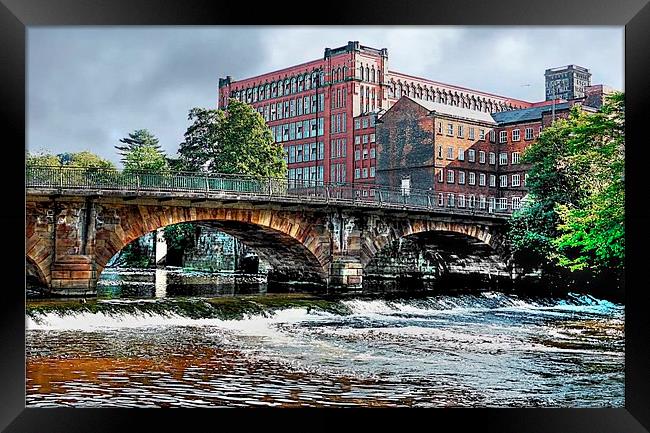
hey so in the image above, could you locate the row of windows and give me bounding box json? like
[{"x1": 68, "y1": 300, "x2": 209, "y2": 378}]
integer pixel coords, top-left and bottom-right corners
[
  {"x1": 499, "y1": 127, "x2": 540, "y2": 143},
  {"x1": 354, "y1": 116, "x2": 376, "y2": 130},
  {"x1": 284, "y1": 142, "x2": 325, "y2": 164},
  {"x1": 360, "y1": 85, "x2": 378, "y2": 114},
  {"x1": 331, "y1": 163, "x2": 346, "y2": 184},
  {"x1": 354, "y1": 166, "x2": 376, "y2": 179},
  {"x1": 437, "y1": 194, "x2": 522, "y2": 210},
  {"x1": 331, "y1": 87, "x2": 347, "y2": 109},
  {"x1": 256, "y1": 94, "x2": 325, "y2": 123},
  {"x1": 330, "y1": 113, "x2": 347, "y2": 134},
  {"x1": 287, "y1": 165, "x2": 324, "y2": 184},
  {"x1": 437, "y1": 124, "x2": 540, "y2": 143},
  {"x1": 387, "y1": 82, "x2": 514, "y2": 112},
  {"x1": 231, "y1": 71, "x2": 324, "y2": 104},
  {"x1": 437, "y1": 148, "x2": 521, "y2": 165},
  {"x1": 354, "y1": 147, "x2": 376, "y2": 161},
  {"x1": 438, "y1": 170, "x2": 523, "y2": 188},
  {"x1": 357, "y1": 63, "x2": 380, "y2": 83},
  {"x1": 330, "y1": 139, "x2": 347, "y2": 159},
  {"x1": 272, "y1": 118, "x2": 324, "y2": 143},
  {"x1": 354, "y1": 133, "x2": 376, "y2": 145}
]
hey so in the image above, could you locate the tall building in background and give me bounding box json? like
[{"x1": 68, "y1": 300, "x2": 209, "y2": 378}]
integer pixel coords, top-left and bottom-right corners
[
  {"x1": 545, "y1": 65, "x2": 592, "y2": 101},
  {"x1": 218, "y1": 41, "x2": 532, "y2": 185}
]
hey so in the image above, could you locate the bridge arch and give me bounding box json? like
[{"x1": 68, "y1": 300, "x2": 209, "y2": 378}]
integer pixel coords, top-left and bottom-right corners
[
  {"x1": 26, "y1": 255, "x2": 49, "y2": 288},
  {"x1": 93, "y1": 204, "x2": 331, "y2": 285},
  {"x1": 359, "y1": 217, "x2": 507, "y2": 268}
]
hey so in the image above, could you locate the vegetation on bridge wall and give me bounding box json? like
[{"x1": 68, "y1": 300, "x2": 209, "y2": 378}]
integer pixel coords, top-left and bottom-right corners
[{"x1": 508, "y1": 92, "x2": 624, "y2": 291}]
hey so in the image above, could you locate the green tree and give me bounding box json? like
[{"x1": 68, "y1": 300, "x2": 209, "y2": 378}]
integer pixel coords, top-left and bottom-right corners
[
  {"x1": 178, "y1": 100, "x2": 287, "y2": 178},
  {"x1": 508, "y1": 92, "x2": 625, "y2": 285},
  {"x1": 178, "y1": 107, "x2": 223, "y2": 171},
  {"x1": 123, "y1": 143, "x2": 169, "y2": 172},
  {"x1": 552, "y1": 93, "x2": 625, "y2": 273},
  {"x1": 162, "y1": 223, "x2": 197, "y2": 266},
  {"x1": 115, "y1": 129, "x2": 163, "y2": 165}
]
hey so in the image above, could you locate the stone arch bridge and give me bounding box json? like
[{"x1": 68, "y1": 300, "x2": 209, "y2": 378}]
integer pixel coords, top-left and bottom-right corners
[{"x1": 26, "y1": 167, "x2": 514, "y2": 296}]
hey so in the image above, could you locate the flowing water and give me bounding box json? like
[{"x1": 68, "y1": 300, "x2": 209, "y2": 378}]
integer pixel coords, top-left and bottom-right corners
[{"x1": 26, "y1": 268, "x2": 624, "y2": 408}]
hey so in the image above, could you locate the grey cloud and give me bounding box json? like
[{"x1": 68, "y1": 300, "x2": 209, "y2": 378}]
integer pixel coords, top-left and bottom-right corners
[{"x1": 28, "y1": 26, "x2": 623, "y2": 166}]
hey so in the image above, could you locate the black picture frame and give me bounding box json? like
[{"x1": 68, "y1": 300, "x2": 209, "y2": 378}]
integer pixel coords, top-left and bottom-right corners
[{"x1": 3, "y1": 0, "x2": 649, "y2": 431}]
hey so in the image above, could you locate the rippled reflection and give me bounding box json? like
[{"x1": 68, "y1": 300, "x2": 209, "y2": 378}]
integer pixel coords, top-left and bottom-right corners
[{"x1": 26, "y1": 290, "x2": 624, "y2": 408}]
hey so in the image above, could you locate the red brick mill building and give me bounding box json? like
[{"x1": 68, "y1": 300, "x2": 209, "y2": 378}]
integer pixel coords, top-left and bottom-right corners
[{"x1": 217, "y1": 41, "x2": 609, "y2": 213}]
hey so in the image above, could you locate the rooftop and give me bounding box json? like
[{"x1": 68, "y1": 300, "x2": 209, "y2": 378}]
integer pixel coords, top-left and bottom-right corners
[
  {"x1": 491, "y1": 102, "x2": 572, "y2": 124},
  {"x1": 406, "y1": 97, "x2": 498, "y2": 125}
]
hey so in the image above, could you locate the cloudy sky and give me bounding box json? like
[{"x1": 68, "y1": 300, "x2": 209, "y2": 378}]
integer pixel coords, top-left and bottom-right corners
[{"x1": 27, "y1": 26, "x2": 623, "y2": 166}]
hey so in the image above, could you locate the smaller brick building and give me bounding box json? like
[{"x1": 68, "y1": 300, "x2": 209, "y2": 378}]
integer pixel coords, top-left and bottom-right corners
[{"x1": 376, "y1": 96, "x2": 580, "y2": 213}]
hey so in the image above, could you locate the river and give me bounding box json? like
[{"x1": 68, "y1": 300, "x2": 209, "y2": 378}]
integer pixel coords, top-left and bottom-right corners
[{"x1": 26, "y1": 267, "x2": 624, "y2": 408}]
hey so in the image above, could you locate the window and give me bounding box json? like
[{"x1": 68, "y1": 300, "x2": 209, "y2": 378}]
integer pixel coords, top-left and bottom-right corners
[
  {"x1": 363, "y1": 149, "x2": 368, "y2": 159},
  {"x1": 525, "y1": 173, "x2": 529, "y2": 186},
  {"x1": 289, "y1": 145, "x2": 296, "y2": 163},
  {"x1": 489, "y1": 197, "x2": 496, "y2": 212},
  {"x1": 469, "y1": 172, "x2": 476, "y2": 185},
  {"x1": 354, "y1": 149, "x2": 360, "y2": 161},
  {"x1": 370, "y1": 133, "x2": 376, "y2": 142},
  {"x1": 490, "y1": 130, "x2": 496, "y2": 143},
  {"x1": 318, "y1": 142, "x2": 324, "y2": 160},
  {"x1": 479, "y1": 151, "x2": 486, "y2": 164},
  {"x1": 469, "y1": 127, "x2": 475, "y2": 140},
  {"x1": 354, "y1": 119, "x2": 360, "y2": 130},
  {"x1": 447, "y1": 147, "x2": 454, "y2": 159},
  {"x1": 370, "y1": 148, "x2": 376, "y2": 158},
  {"x1": 362, "y1": 168, "x2": 368, "y2": 178},
  {"x1": 296, "y1": 146, "x2": 303, "y2": 163},
  {"x1": 438, "y1": 193, "x2": 444, "y2": 206},
  {"x1": 401, "y1": 178, "x2": 411, "y2": 196},
  {"x1": 489, "y1": 152, "x2": 496, "y2": 165},
  {"x1": 458, "y1": 194, "x2": 466, "y2": 208},
  {"x1": 500, "y1": 175, "x2": 508, "y2": 187},
  {"x1": 479, "y1": 173, "x2": 486, "y2": 186},
  {"x1": 479, "y1": 195, "x2": 486, "y2": 209},
  {"x1": 363, "y1": 135, "x2": 369, "y2": 144},
  {"x1": 362, "y1": 118, "x2": 369, "y2": 128},
  {"x1": 512, "y1": 174, "x2": 521, "y2": 187},
  {"x1": 447, "y1": 170, "x2": 455, "y2": 183},
  {"x1": 437, "y1": 122, "x2": 443, "y2": 134},
  {"x1": 437, "y1": 146, "x2": 443, "y2": 159},
  {"x1": 355, "y1": 135, "x2": 361, "y2": 145},
  {"x1": 512, "y1": 196, "x2": 521, "y2": 210},
  {"x1": 468, "y1": 150, "x2": 476, "y2": 162},
  {"x1": 499, "y1": 130, "x2": 507, "y2": 143},
  {"x1": 458, "y1": 148, "x2": 465, "y2": 161},
  {"x1": 499, "y1": 152, "x2": 508, "y2": 165},
  {"x1": 355, "y1": 168, "x2": 361, "y2": 179},
  {"x1": 457, "y1": 125, "x2": 464, "y2": 138},
  {"x1": 469, "y1": 195, "x2": 476, "y2": 208},
  {"x1": 447, "y1": 193, "x2": 455, "y2": 207},
  {"x1": 525, "y1": 127, "x2": 534, "y2": 140},
  {"x1": 512, "y1": 129, "x2": 520, "y2": 141},
  {"x1": 458, "y1": 171, "x2": 466, "y2": 184},
  {"x1": 437, "y1": 168, "x2": 444, "y2": 182},
  {"x1": 511, "y1": 152, "x2": 520, "y2": 164},
  {"x1": 498, "y1": 197, "x2": 508, "y2": 210},
  {"x1": 489, "y1": 175, "x2": 496, "y2": 187},
  {"x1": 447, "y1": 123, "x2": 454, "y2": 135},
  {"x1": 370, "y1": 166, "x2": 375, "y2": 177},
  {"x1": 479, "y1": 129, "x2": 485, "y2": 140}
]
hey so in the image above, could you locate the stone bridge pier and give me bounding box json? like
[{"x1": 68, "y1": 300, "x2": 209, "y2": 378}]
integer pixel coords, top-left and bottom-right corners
[{"x1": 26, "y1": 194, "x2": 511, "y2": 296}]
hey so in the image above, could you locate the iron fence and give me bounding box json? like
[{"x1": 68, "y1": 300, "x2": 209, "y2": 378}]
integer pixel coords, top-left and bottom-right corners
[{"x1": 26, "y1": 166, "x2": 515, "y2": 218}]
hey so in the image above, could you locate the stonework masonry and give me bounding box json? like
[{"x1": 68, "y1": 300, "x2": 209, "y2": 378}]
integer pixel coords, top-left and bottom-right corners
[{"x1": 26, "y1": 193, "x2": 510, "y2": 296}]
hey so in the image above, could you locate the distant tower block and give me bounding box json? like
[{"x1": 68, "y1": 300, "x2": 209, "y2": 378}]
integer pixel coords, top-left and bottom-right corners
[{"x1": 545, "y1": 65, "x2": 592, "y2": 101}]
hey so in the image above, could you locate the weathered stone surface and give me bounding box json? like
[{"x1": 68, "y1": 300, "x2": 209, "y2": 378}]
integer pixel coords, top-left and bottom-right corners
[{"x1": 26, "y1": 193, "x2": 511, "y2": 296}]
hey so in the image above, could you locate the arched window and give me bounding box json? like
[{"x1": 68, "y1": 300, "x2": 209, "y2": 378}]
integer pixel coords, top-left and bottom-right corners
[
  {"x1": 396, "y1": 83, "x2": 402, "y2": 97},
  {"x1": 297, "y1": 75, "x2": 303, "y2": 92},
  {"x1": 342, "y1": 66, "x2": 347, "y2": 80},
  {"x1": 371, "y1": 67, "x2": 375, "y2": 83},
  {"x1": 284, "y1": 79, "x2": 290, "y2": 94},
  {"x1": 271, "y1": 82, "x2": 277, "y2": 98},
  {"x1": 277, "y1": 80, "x2": 283, "y2": 97},
  {"x1": 291, "y1": 77, "x2": 297, "y2": 94},
  {"x1": 358, "y1": 65, "x2": 363, "y2": 80},
  {"x1": 253, "y1": 86, "x2": 259, "y2": 102},
  {"x1": 265, "y1": 84, "x2": 270, "y2": 99}
]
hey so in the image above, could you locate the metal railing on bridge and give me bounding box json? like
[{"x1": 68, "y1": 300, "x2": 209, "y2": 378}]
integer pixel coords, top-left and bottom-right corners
[{"x1": 26, "y1": 166, "x2": 516, "y2": 218}]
